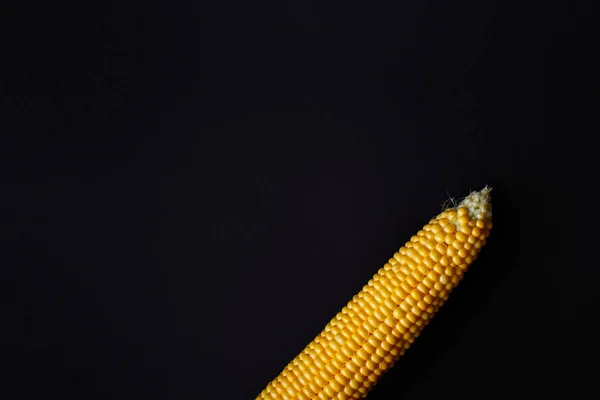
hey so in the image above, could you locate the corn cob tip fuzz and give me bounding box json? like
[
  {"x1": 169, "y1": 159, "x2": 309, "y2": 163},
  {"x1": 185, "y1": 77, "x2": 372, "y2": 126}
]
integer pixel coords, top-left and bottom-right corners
[
  {"x1": 258, "y1": 187, "x2": 492, "y2": 400},
  {"x1": 456, "y1": 186, "x2": 492, "y2": 222}
]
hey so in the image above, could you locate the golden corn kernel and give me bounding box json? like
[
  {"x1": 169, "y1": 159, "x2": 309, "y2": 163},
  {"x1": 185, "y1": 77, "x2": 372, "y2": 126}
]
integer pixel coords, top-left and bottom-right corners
[
  {"x1": 455, "y1": 231, "x2": 468, "y2": 242},
  {"x1": 444, "y1": 233, "x2": 455, "y2": 245},
  {"x1": 443, "y1": 223, "x2": 456, "y2": 233}
]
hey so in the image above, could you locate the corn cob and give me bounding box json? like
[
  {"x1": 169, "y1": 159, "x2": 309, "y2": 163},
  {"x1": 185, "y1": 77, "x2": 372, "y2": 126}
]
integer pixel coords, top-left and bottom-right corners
[{"x1": 257, "y1": 187, "x2": 493, "y2": 400}]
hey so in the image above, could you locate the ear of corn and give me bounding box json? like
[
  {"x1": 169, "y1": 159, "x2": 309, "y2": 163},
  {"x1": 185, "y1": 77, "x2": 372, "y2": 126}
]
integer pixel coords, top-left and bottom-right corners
[{"x1": 257, "y1": 188, "x2": 493, "y2": 400}]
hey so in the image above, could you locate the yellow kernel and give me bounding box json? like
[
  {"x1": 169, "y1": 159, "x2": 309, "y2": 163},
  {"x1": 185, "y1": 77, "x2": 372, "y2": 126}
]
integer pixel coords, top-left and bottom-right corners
[
  {"x1": 423, "y1": 277, "x2": 434, "y2": 288},
  {"x1": 313, "y1": 375, "x2": 325, "y2": 388},
  {"x1": 323, "y1": 386, "x2": 337, "y2": 398},
  {"x1": 438, "y1": 218, "x2": 450, "y2": 227},
  {"x1": 347, "y1": 339, "x2": 361, "y2": 352},
  {"x1": 412, "y1": 269, "x2": 425, "y2": 281},
  {"x1": 472, "y1": 227, "x2": 481, "y2": 237},
  {"x1": 440, "y1": 255, "x2": 451, "y2": 267},
  {"x1": 346, "y1": 361, "x2": 359, "y2": 373},
  {"x1": 455, "y1": 231, "x2": 468, "y2": 242},
  {"x1": 377, "y1": 343, "x2": 389, "y2": 354},
  {"x1": 302, "y1": 386, "x2": 316, "y2": 398},
  {"x1": 404, "y1": 295, "x2": 417, "y2": 307},
  {"x1": 406, "y1": 275, "x2": 419, "y2": 287},
  {"x1": 351, "y1": 354, "x2": 365, "y2": 368},
  {"x1": 416, "y1": 282, "x2": 429, "y2": 295},
  {"x1": 365, "y1": 360, "x2": 377, "y2": 371},
  {"x1": 367, "y1": 336, "x2": 380, "y2": 348},
  {"x1": 348, "y1": 379, "x2": 360, "y2": 389},
  {"x1": 433, "y1": 264, "x2": 445, "y2": 274},
  {"x1": 406, "y1": 248, "x2": 423, "y2": 262},
  {"x1": 422, "y1": 256, "x2": 435, "y2": 269},
  {"x1": 457, "y1": 207, "x2": 468, "y2": 216},
  {"x1": 385, "y1": 334, "x2": 399, "y2": 346},
  {"x1": 320, "y1": 368, "x2": 333, "y2": 381},
  {"x1": 416, "y1": 245, "x2": 429, "y2": 258},
  {"x1": 368, "y1": 315, "x2": 380, "y2": 327},
  {"x1": 435, "y1": 242, "x2": 447, "y2": 254},
  {"x1": 424, "y1": 239, "x2": 437, "y2": 250},
  {"x1": 383, "y1": 298, "x2": 396, "y2": 311},
  {"x1": 443, "y1": 223, "x2": 456, "y2": 233},
  {"x1": 427, "y1": 269, "x2": 440, "y2": 280},
  {"x1": 372, "y1": 309, "x2": 385, "y2": 322},
  {"x1": 329, "y1": 380, "x2": 343, "y2": 393},
  {"x1": 394, "y1": 286, "x2": 408, "y2": 299},
  {"x1": 401, "y1": 281, "x2": 413, "y2": 294},
  {"x1": 390, "y1": 293, "x2": 403, "y2": 306},
  {"x1": 357, "y1": 348, "x2": 370, "y2": 360},
  {"x1": 384, "y1": 315, "x2": 397, "y2": 328},
  {"x1": 429, "y1": 249, "x2": 442, "y2": 262},
  {"x1": 400, "y1": 318, "x2": 411, "y2": 328},
  {"x1": 434, "y1": 231, "x2": 446, "y2": 242},
  {"x1": 331, "y1": 359, "x2": 344, "y2": 370},
  {"x1": 444, "y1": 233, "x2": 455, "y2": 245},
  {"x1": 372, "y1": 329, "x2": 386, "y2": 341},
  {"x1": 452, "y1": 255, "x2": 462, "y2": 265},
  {"x1": 378, "y1": 323, "x2": 391, "y2": 335},
  {"x1": 447, "y1": 210, "x2": 458, "y2": 220},
  {"x1": 459, "y1": 224, "x2": 472, "y2": 235}
]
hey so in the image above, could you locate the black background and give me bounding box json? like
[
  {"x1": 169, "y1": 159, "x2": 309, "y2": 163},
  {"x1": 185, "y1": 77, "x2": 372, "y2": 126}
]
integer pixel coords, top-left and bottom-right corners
[{"x1": 2, "y1": 1, "x2": 599, "y2": 399}]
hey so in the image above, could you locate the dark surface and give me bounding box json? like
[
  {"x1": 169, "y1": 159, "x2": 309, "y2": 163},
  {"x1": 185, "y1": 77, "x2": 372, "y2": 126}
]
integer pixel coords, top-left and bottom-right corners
[{"x1": 2, "y1": 1, "x2": 599, "y2": 399}]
